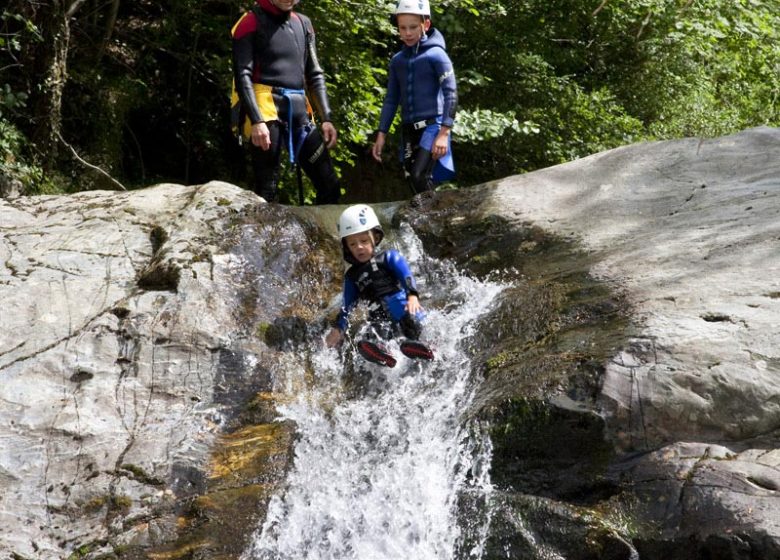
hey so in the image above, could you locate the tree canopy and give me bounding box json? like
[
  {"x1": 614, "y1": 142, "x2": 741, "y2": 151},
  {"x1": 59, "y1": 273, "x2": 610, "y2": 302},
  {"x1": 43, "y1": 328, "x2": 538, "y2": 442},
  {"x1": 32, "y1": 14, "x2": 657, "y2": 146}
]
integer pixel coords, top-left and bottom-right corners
[{"x1": 2, "y1": 0, "x2": 779, "y2": 201}]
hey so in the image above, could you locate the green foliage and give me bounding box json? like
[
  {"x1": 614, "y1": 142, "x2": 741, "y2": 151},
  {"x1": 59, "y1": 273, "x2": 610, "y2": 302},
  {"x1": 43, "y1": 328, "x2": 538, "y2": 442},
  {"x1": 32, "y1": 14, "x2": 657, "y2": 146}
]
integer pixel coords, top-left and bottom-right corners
[
  {"x1": 0, "y1": 83, "x2": 27, "y2": 115},
  {"x1": 453, "y1": 108, "x2": 532, "y2": 143},
  {"x1": 2, "y1": 0, "x2": 779, "y2": 200},
  {"x1": 445, "y1": 0, "x2": 780, "y2": 184},
  {"x1": 0, "y1": 118, "x2": 59, "y2": 195},
  {"x1": 639, "y1": 0, "x2": 780, "y2": 138},
  {"x1": 0, "y1": 7, "x2": 43, "y2": 71}
]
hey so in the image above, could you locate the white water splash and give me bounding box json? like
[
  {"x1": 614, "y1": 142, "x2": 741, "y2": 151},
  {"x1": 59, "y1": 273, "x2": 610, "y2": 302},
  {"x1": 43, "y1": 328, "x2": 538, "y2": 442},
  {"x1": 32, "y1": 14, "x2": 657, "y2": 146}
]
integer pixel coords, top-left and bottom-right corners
[{"x1": 242, "y1": 227, "x2": 506, "y2": 560}]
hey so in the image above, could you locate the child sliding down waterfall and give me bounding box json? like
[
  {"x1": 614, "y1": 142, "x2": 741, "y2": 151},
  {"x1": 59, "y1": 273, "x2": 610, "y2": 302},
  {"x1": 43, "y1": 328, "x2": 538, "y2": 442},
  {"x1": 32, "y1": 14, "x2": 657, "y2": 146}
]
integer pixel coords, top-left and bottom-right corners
[{"x1": 325, "y1": 204, "x2": 434, "y2": 368}]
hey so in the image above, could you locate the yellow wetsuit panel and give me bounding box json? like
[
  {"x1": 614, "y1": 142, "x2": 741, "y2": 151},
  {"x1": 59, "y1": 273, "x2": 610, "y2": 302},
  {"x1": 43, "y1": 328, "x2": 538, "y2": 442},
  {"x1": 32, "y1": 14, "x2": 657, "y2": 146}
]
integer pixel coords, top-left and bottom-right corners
[
  {"x1": 230, "y1": 82, "x2": 315, "y2": 140},
  {"x1": 229, "y1": 83, "x2": 279, "y2": 140}
]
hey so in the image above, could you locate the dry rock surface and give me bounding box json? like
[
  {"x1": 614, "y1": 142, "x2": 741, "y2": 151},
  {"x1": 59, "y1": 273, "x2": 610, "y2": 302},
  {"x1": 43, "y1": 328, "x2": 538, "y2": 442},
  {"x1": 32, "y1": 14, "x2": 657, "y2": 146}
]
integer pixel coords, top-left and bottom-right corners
[
  {"x1": 0, "y1": 182, "x2": 313, "y2": 558},
  {"x1": 488, "y1": 126, "x2": 780, "y2": 556}
]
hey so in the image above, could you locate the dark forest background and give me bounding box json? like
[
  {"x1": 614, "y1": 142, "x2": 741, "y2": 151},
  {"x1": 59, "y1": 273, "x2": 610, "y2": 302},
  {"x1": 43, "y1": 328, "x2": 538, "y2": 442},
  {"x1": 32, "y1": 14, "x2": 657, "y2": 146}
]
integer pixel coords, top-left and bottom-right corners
[{"x1": 2, "y1": 0, "x2": 779, "y2": 203}]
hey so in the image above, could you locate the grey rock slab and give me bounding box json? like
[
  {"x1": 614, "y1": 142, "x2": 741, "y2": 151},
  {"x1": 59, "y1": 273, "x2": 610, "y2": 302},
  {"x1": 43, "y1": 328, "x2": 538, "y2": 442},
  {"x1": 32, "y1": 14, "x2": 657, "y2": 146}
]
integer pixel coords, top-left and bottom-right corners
[
  {"x1": 486, "y1": 126, "x2": 780, "y2": 448},
  {"x1": 481, "y1": 126, "x2": 780, "y2": 554},
  {"x1": 0, "y1": 181, "x2": 263, "y2": 558}
]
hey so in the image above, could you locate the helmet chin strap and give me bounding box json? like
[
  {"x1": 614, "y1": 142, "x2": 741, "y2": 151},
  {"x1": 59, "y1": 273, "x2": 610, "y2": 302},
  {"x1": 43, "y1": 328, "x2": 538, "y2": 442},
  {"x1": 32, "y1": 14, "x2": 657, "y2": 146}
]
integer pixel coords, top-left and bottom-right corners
[{"x1": 413, "y1": 17, "x2": 430, "y2": 51}]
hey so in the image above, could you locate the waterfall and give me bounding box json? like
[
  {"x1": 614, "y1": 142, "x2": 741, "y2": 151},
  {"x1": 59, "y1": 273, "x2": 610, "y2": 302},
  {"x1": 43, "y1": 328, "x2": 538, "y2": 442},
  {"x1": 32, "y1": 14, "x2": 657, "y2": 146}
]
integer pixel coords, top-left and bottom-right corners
[{"x1": 241, "y1": 223, "x2": 506, "y2": 560}]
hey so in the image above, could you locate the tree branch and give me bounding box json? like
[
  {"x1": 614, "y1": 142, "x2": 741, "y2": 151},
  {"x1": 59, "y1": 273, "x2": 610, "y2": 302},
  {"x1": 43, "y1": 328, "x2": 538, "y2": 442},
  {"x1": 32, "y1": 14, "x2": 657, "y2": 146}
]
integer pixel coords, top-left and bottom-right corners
[
  {"x1": 57, "y1": 132, "x2": 127, "y2": 191},
  {"x1": 592, "y1": 0, "x2": 608, "y2": 17},
  {"x1": 636, "y1": 10, "x2": 652, "y2": 40},
  {"x1": 96, "y1": 0, "x2": 120, "y2": 62},
  {"x1": 65, "y1": 0, "x2": 90, "y2": 20}
]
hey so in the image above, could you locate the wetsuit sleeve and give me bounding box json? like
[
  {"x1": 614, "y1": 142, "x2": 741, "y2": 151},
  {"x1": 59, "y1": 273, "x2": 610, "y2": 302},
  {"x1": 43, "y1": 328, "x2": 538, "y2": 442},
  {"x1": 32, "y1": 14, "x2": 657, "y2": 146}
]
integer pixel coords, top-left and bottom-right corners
[
  {"x1": 377, "y1": 56, "x2": 401, "y2": 133},
  {"x1": 232, "y1": 12, "x2": 264, "y2": 124},
  {"x1": 300, "y1": 16, "x2": 333, "y2": 123},
  {"x1": 385, "y1": 250, "x2": 419, "y2": 297},
  {"x1": 432, "y1": 49, "x2": 457, "y2": 128},
  {"x1": 336, "y1": 277, "x2": 359, "y2": 331}
]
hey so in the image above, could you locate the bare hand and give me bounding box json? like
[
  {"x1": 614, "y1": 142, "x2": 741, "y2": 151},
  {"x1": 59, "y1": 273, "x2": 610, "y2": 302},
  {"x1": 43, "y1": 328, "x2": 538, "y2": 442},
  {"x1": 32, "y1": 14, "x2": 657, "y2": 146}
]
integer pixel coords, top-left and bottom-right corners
[
  {"x1": 431, "y1": 128, "x2": 450, "y2": 160},
  {"x1": 325, "y1": 327, "x2": 344, "y2": 348},
  {"x1": 372, "y1": 132, "x2": 386, "y2": 163},
  {"x1": 321, "y1": 122, "x2": 338, "y2": 149},
  {"x1": 406, "y1": 294, "x2": 422, "y2": 316},
  {"x1": 251, "y1": 122, "x2": 271, "y2": 150}
]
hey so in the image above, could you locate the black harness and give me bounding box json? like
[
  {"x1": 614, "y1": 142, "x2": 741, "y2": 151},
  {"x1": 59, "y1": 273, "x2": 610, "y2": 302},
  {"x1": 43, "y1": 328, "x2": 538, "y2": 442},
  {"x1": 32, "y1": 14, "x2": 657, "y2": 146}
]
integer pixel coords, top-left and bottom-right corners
[{"x1": 346, "y1": 251, "x2": 402, "y2": 302}]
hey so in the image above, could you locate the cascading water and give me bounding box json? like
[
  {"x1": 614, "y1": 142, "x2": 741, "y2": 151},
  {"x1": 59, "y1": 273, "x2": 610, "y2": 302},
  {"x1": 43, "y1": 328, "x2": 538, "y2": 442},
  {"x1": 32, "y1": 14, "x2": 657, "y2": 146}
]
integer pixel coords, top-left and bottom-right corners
[{"x1": 241, "y1": 223, "x2": 506, "y2": 560}]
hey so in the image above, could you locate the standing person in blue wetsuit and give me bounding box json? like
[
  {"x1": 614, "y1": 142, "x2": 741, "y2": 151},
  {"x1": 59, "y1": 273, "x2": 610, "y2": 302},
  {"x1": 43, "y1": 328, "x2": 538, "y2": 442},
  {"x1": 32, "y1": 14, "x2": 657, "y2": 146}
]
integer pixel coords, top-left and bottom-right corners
[
  {"x1": 371, "y1": 0, "x2": 457, "y2": 194},
  {"x1": 231, "y1": 0, "x2": 340, "y2": 204},
  {"x1": 325, "y1": 204, "x2": 434, "y2": 368}
]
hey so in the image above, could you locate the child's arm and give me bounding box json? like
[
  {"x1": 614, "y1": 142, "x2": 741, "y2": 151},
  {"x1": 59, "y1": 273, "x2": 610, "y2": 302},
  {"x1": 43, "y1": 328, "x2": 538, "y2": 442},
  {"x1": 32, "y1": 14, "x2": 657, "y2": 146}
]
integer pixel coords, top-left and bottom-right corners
[
  {"x1": 326, "y1": 278, "x2": 358, "y2": 347},
  {"x1": 385, "y1": 250, "x2": 422, "y2": 314},
  {"x1": 433, "y1": 52, "x2": 457, "y2": 130},
  {"x1": 373, "y1": 56, "x2": 402, "y2": 161}
]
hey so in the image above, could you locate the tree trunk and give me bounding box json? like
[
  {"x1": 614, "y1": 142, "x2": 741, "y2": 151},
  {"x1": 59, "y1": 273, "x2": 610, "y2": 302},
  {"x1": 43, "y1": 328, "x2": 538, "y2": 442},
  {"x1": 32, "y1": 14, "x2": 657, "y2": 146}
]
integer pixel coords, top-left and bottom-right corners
[{"x1": 30, "y1": 0, "x2": 88, "y2": 168}]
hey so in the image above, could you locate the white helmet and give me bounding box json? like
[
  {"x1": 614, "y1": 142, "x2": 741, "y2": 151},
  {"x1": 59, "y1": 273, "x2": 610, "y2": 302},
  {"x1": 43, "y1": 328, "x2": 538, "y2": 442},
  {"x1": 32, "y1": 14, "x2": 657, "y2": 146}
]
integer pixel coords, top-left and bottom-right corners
[
  {"x1": 337, "y1": 204, "x2": 384, "y2": 243},
  {"x1": 394, "y1": 0, "x2": 430, "y2": 17}
]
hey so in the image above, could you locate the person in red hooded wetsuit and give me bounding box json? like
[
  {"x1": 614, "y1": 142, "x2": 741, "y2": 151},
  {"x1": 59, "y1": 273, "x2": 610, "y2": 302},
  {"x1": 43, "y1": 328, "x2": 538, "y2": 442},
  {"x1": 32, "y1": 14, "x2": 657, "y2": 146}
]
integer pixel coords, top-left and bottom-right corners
[{"x1": 231, "y1": 0, "x2": 340, "y2": 204}]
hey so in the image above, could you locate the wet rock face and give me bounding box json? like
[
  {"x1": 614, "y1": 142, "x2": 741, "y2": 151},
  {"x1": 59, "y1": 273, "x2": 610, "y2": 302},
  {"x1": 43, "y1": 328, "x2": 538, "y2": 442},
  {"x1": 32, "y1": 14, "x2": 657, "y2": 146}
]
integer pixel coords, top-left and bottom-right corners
[
  {"x1": 398, "y1": 189, "x2": 630, "y2": 408},
  {"x1": 0, "y1": 182, "x2": 340, "y2": 559}
]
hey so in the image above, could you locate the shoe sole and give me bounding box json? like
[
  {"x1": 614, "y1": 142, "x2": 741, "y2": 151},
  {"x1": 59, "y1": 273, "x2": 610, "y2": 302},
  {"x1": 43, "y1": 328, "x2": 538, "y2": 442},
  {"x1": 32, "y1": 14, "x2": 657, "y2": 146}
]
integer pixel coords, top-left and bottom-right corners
[
  {"x1": 399, "y1": 341, "x2": 435, "y2": 361},
  {"x1": 357, "y1": 340, "x2": 397, "y2": 368}
]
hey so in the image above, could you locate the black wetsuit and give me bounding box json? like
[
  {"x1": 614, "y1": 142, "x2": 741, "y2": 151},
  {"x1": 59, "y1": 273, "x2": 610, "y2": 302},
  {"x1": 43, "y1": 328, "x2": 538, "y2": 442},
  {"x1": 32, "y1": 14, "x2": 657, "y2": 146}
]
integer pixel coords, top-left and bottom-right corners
[{"x1": 232, "y1": 0, "x2": 340, "y2": 204}]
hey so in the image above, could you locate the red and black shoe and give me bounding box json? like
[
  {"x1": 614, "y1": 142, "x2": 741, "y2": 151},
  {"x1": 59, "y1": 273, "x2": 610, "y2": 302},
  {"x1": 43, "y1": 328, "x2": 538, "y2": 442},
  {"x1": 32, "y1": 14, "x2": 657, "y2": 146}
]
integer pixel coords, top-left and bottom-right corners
[
  {"x1": 399, "y1": 340, "x2": 435, "y2": 361},
  {"x1": 357, "y1": 340, "x2": 397, "y2": 368}
]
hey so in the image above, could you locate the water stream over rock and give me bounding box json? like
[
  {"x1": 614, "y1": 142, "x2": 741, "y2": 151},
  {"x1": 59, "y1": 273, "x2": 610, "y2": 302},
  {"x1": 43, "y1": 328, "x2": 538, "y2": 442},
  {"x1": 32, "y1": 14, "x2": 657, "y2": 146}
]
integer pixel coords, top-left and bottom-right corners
[{"x1": 241, "y1": 227, "x2": 505, "y2": 560}]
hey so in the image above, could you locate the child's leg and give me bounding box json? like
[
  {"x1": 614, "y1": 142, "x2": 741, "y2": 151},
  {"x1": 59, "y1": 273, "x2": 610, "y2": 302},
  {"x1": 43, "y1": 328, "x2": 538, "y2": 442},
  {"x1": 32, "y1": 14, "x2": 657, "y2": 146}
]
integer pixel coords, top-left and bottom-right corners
[
  {"x1": 402, "y1": 128, "x2": 435, "y2": 194},
  {"x1": 398, "y1": 310, "x2": 434, "y2": 360},
  {"x1": 399, "y1": 339, "x2": 434, "y2": 360},
  {"x1": 399, "y1": 313, "x2": 423, "y2": 340},
  {"x1": 357, "y1": 340, "x2": 397, "y2": 368},
  {"x1": 358, "y1": 310, "x2": 397, "y2": 368},
  {"x1": 367, "y1": 306, "x2": 395, "y2": 340},
  {"x1": 407, "y1": 147, "x2": 435, "y2": 194}
]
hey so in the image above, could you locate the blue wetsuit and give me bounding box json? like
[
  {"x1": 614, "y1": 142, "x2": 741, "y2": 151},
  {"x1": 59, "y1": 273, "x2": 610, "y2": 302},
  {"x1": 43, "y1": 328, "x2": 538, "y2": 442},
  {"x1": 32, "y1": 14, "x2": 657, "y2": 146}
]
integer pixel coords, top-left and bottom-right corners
[
  {"x1": 377, "y1": 28, "x2": 457, "y2": 190},
  {"x1": 336, "y1": 249, "x2": 423, "y2": 340}
]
